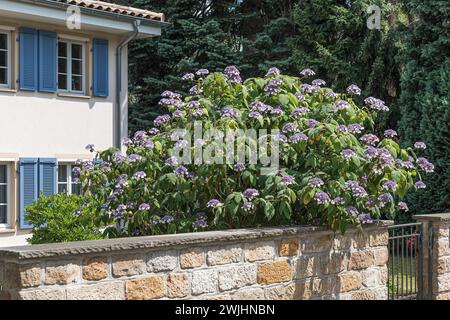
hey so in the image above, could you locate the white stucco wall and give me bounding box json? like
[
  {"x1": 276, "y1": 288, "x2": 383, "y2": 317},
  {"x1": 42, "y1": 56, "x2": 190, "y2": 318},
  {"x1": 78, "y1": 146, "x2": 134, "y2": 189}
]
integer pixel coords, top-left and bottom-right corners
[{"x1": 0, "y1": 37, "x2": 126, "y2": 158}]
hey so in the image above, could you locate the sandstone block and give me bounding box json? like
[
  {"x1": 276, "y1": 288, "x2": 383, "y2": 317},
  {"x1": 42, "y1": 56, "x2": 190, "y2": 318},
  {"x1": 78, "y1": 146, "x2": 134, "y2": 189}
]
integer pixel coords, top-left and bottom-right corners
[
  {"x1": 279, "y1": 239, "x2": 299, "y2": 256},
  {"x1": 369, "y1": 230, "x2": 388, "y2": 247},
  {"x1": 45, "y1": 260, "x2": 79, "y2": 285},
  {"x1": 167, "y1": 273, "x2": 190, "y2": 298},
  {"x1": 243, "y1": 241, "x2": 275, "y2": 262},
  {"x1": 207, "y1": 245, "x2": 242, "y2": 266},
  {"x1": 191, "y1": 269, "x2": 218, "y2": 295},
  {"x1": 112, "y1": 254, "x2": 146, "y2": 277},
  {"x1": 218, "y1": 264, "x2": 257, "y2": 291},
  {"x1": 82, "y1": 256, "x2": 108, "y2": 281},
  {"x1": 349, "y1": 250, "x2": 374, "y2": 270},
  {"x1": 257, "y1": 260, "x2": 292, "y2": 285},
  {"x1": 126, "y1": 276, "x2": 165, "y2": 300},
  {"x1": 338, "y1": 272, "x2": 362, "y2": 292},
  {"x1": 373, "y1": 248, "x2": 389, "y2": 266},
  {"x1": 147, "y1": 251, "x2": 178, "y2": 272},
  {"x1": 15, "y1": 288, "x2": 66, "y2": 300},
  {"x1": 180, "y1": 248, "x2": 204, "y2": 269},
  {"x1": 67, "y1": 282, "x2": 124, "y2": 300}
]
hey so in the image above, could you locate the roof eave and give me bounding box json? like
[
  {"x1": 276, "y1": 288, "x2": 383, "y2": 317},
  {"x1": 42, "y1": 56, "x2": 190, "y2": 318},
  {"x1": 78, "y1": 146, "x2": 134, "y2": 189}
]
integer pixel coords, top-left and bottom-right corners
[{"x1": 17, "y1": 0, "x2": 171, "y2": 30}]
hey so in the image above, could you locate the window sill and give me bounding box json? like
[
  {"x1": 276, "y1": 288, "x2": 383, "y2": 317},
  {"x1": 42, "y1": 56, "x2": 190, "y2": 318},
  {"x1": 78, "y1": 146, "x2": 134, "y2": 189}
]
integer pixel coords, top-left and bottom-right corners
[
  {"x1": 57, "y1": 93, "x2": 91, "y2": 99},
  {"x1": 0, "y1": 88, "x2": 17, "y2": 93},
  {"x1": 0, "y1": 228, "x2": 15, "y2": 234}
]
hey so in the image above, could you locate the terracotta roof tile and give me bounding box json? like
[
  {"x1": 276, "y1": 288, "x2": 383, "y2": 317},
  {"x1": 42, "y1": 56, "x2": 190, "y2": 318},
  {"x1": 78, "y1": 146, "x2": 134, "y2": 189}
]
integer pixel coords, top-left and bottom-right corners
[{"x1": 48, "y1": 0, "x2": 165, "y2": 22}]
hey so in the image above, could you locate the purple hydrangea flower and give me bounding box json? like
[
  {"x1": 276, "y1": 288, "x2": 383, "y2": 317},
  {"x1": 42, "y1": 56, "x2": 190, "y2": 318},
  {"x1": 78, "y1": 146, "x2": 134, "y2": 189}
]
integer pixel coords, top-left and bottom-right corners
[
  {"x1": 364, "y1": 96, "x2": 389, "y2": 112},
  {"x1": 416, "y1": 157, "x2": 434, "y2": 173},
  {"x1": 154, "y1": 114, "x2": 171, "y2": 127},
  {"x1": 265, "y1": 67, "x2": 280, "y2": 77},
  {"x1": 364, "y1": 146, "x2": 378, "y2": 160},
  {"x1": 281, "y1": 175, "x2": 295, "y2": 186},
  {"x1": 341, "y1": 149, "x2": 356, "y2": 160},
  {"x1": 348, "y1": 124, "x2": 364, "y2": 134},
  {"x1": 347, "y1": 84, "x2": 361, "y2": 95},
  {"x1": 290, "y1": 107, "x2": 309, "y2": 117},
  {"x1": 399, "y1": 160, "x2": 414, "y2": 169},
  {"x1": 72, "y1": 166, "x2": 81, "y2": 176},
  {"x1": 382, "y1": 180, "x2": 397, "y2": 192},
  {"x1": 192, "y1": 213, "x2": 208, "y2": 228},
  {"x1": 192, "y1": 108, "x2": 204, "y2": 118},
  {"x1": 243, "y1": 188, "x2": 259, "y2": 200},
  {"x1": 325, "y1": 91, "x2": 337, "y2": 99},
  {"x1": 182, "y1": 73, "x2": 194, "y2": 81},
  {"x1": 224, "y1": 65, "x2": 242, "y2": 83},
  {"x1": 398, "y1": 201, "x2": 409, "y2": 211},
  {"x1": 264, "y1": 83, "x2": 280, "y2": 95},
  {"x1": 221, "y1": 106, "x2": 240, "y2": 118},
  {"x1": 249, "y1": 111, "x2": 261, "y2": 119},
  {"x1": 161, "y1": 90, "x2": 181, "y2": 99},
  {"x1": 275, "y1": 133, "x2": 288, "y2": 143},
  {"x1": 360, "y1": 134, "x2": 380, "y2": 146},
  {"x1": 282, "y1": 122, "x2": 298, "y2": 133},
  {"x1": 414, "y1": 141, "x2": 426, "y2": 149},
  {"x1": 85, "y1": 144, "x2": 95, "y2": 152},
  {"x1": 307, "y1": 119, "x2": 319, "y2": 128},
  {"x1": 289, "y1": 133, "x2": 308, "y2": 143},
  {"x1": 378, "y1": 193, "x2": 393, "y2": 206},
  {"x1": 115, "y1": 179, "x2": 128, "y2": 189},
  {"x1": 331, "y1": 197, "x2": 345, "y2": 205},
  {"x1": 337, "y1": 125, "x2": 348, "y2": 133},
  {"x1": 134, "y1": 131, "x2": 147, "y2": 141},
  {"x1": 133, "y1": 171, "x2": 146, "y2": 180},
  {"x1": 347, "y1": 206, "x2": 359, "y2": 217},
  {"x1": 300, "y1": 68, "x2": 316, "y2": 77},
  {"x1": 148, "y1": 128, "x2": 160, "y2": 135},
  {"x1": 172, "y1": 110, "x2": 185, "y2": 118},
  {"x1": 207, "y1": 199, "x2": 222, "y2": 208},
  {"x1": 384, "y1": 129, "x2": 397, "y2": 138},
  {"x1": 308, "y1": 178, "x2": 324, "y2": 187},
  {"x1": 165, "y1": 156, "x2": 178, "y2": 166},
  {"x1": 189, "y1": 85, "x2": 203, "y2": 95},
  {"x1": 415, "y1": 181, "x2": 426, "y2": 189},
  {"x1": 312, "y1": 79, "x2": 326, "y2": 86},
  {"x1": 334, "y1": 100, "x2": 350, "y2": 110},
  {"x1": 357, "y1": 213, "x2": 373, "y2": 224},
  {"x1": 143, "y1": 140, "x2": 155, "y2": 150},
  {"x1": 127, "y1": 154, "x2": 142, "y2": 163},
  {"x1": 271, "y1": 107, "x2": 284, "y2": 116},
  {"x1": 159, "y1": 214, "x2": 174, "y2": 224},
  {"x1": 139, "y1": 203, "x2": 150, "y2": 211},
  {"x1": 234, "y1": 163, "x2": 246, "y2": 172},
  {"x1": 300, "y1": 83, "x2": 317, "y2": 94},
  {"x1": 174, "y1": 165, "x2": 189, "y2": 177},
  {"x1": 294, "y1": 92, "x2": 304, "y2": 101},
  {"x1": 122, "y1": 138, "x2": 133, "y2": 147},
  {"x1": 113, "y1": 151, "x2": 126, "y2": 163},
  {"x1": 314, "y1": 190, "x2": 331, "y2": 204},
  {"x1": 196, "y1": 69, "x2": 209, "y2": 76},
  {"x1": 242, "y1": 202, "x2": 254, "y2": 211}
]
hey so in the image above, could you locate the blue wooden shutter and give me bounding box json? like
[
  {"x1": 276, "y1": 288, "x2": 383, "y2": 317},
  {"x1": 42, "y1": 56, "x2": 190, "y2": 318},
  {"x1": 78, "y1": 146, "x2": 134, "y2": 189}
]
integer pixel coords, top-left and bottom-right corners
[
  {"x1": 92, "y1": 39, "x2": 109, "y2": 97},
  {"x1": 38, "y1": 158, "x2": 57, "y2": 197},
  {"x1": 19, "y1": 158, "x2": 38, "y2": 229},
  {"x1": 19, "y1": 28, "x2": 38, "y2": 91},
  {"x1": 38, "y1": 30, "x2": 57, "y2": 92}
]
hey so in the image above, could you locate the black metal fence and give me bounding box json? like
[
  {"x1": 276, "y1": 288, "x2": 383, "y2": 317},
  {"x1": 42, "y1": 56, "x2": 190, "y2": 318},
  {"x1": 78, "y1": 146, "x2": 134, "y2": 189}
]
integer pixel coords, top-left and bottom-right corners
[{"x1": 387, "y1": 222, "x2": 423, "y2": 300}]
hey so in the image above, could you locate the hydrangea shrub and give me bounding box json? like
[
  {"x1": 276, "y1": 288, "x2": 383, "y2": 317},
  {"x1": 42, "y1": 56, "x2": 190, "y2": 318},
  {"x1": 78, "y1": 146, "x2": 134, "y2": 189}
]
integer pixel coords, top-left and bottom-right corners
[{"x1": 75, "y1": 66, "x2": 433, "y2": 237}]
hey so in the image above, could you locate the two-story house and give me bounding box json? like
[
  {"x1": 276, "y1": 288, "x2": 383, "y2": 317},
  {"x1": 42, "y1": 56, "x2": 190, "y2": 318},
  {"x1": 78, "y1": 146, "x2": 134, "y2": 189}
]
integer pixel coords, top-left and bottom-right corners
[{"x1": 0, "y1": 0, "x2": 167, "y2": 246}]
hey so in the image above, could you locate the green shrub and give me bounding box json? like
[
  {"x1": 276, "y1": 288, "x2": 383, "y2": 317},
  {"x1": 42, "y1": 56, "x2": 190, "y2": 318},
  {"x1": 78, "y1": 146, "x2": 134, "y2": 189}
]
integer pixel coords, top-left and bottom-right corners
[
  {"x1": 25, "y1": 193, "x2": 103, "y2": 244},
  {"x1": 73, "y1": 66, "x2": 432, "y2": 237}
]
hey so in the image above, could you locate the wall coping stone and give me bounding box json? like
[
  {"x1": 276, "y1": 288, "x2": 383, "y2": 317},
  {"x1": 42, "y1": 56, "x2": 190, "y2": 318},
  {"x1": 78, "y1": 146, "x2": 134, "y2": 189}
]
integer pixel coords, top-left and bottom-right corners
[
  {"x1": 414, "y1": 213, "x2": 450, "y2": 222},
  {"x1": 0, "y1": 221, "x2": 392, "y2": 261}
]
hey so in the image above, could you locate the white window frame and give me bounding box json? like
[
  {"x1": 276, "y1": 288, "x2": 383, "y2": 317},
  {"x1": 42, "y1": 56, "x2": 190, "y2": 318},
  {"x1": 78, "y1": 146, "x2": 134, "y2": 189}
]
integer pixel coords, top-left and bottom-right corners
[
  {"x1": 0, "y1": 163, "x2": 10, "y2": 228},
  {"x1": 57, "y1": 163, "x2": 81, "y2": 195},
  {"x1": 0, "y1": 30, "x2": 11, "y2": 89},
  {"x1": 57, "y1": 40, "x2": 85, "y2": 94}
]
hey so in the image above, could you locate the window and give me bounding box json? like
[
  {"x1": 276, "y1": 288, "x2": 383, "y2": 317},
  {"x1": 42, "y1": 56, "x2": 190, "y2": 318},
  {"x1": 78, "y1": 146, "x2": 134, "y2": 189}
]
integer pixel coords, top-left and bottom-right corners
[
  {"x1": 57, "y1": 164, "x2": 81, "y2": 195},
  {"x1": 0, "y1": 164, "x2": 9, "y2": 227},
  {"x1": 0, "y1": 31, "x2": 10, "y2": 87},
  {"x1": 58, "y1": 41, "x2": 85, "y2": 93}
]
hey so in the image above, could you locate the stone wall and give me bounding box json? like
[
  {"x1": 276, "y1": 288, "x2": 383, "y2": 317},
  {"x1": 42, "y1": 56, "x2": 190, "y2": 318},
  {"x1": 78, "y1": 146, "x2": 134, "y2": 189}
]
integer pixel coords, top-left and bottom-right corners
[
  {"x1": 0, "y1": 223, "x2": 391, "y2": 300},
  {"x1": 415, "y1": 213, "x2": 450, "y2": 300}
]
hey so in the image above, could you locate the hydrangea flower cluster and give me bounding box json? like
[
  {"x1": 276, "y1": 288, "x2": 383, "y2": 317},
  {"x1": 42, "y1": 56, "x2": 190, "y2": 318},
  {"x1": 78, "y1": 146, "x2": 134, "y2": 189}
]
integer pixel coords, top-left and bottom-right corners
[{"x1": 72, "y1": 66, "x2": 433, "y2": 237}]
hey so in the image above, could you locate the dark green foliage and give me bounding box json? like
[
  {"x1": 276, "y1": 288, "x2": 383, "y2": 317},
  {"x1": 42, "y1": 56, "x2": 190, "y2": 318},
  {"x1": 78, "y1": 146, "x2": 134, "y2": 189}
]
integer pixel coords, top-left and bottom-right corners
[
  {"x1": 289, "y1": 0, "x2": 405, "y2": 134},
  {"x1": 25, "y1": 193, "x2": 103, "y2": 244},
  {"x1": 398, "y1": 0, "x2": 450, "y2": 216}
]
